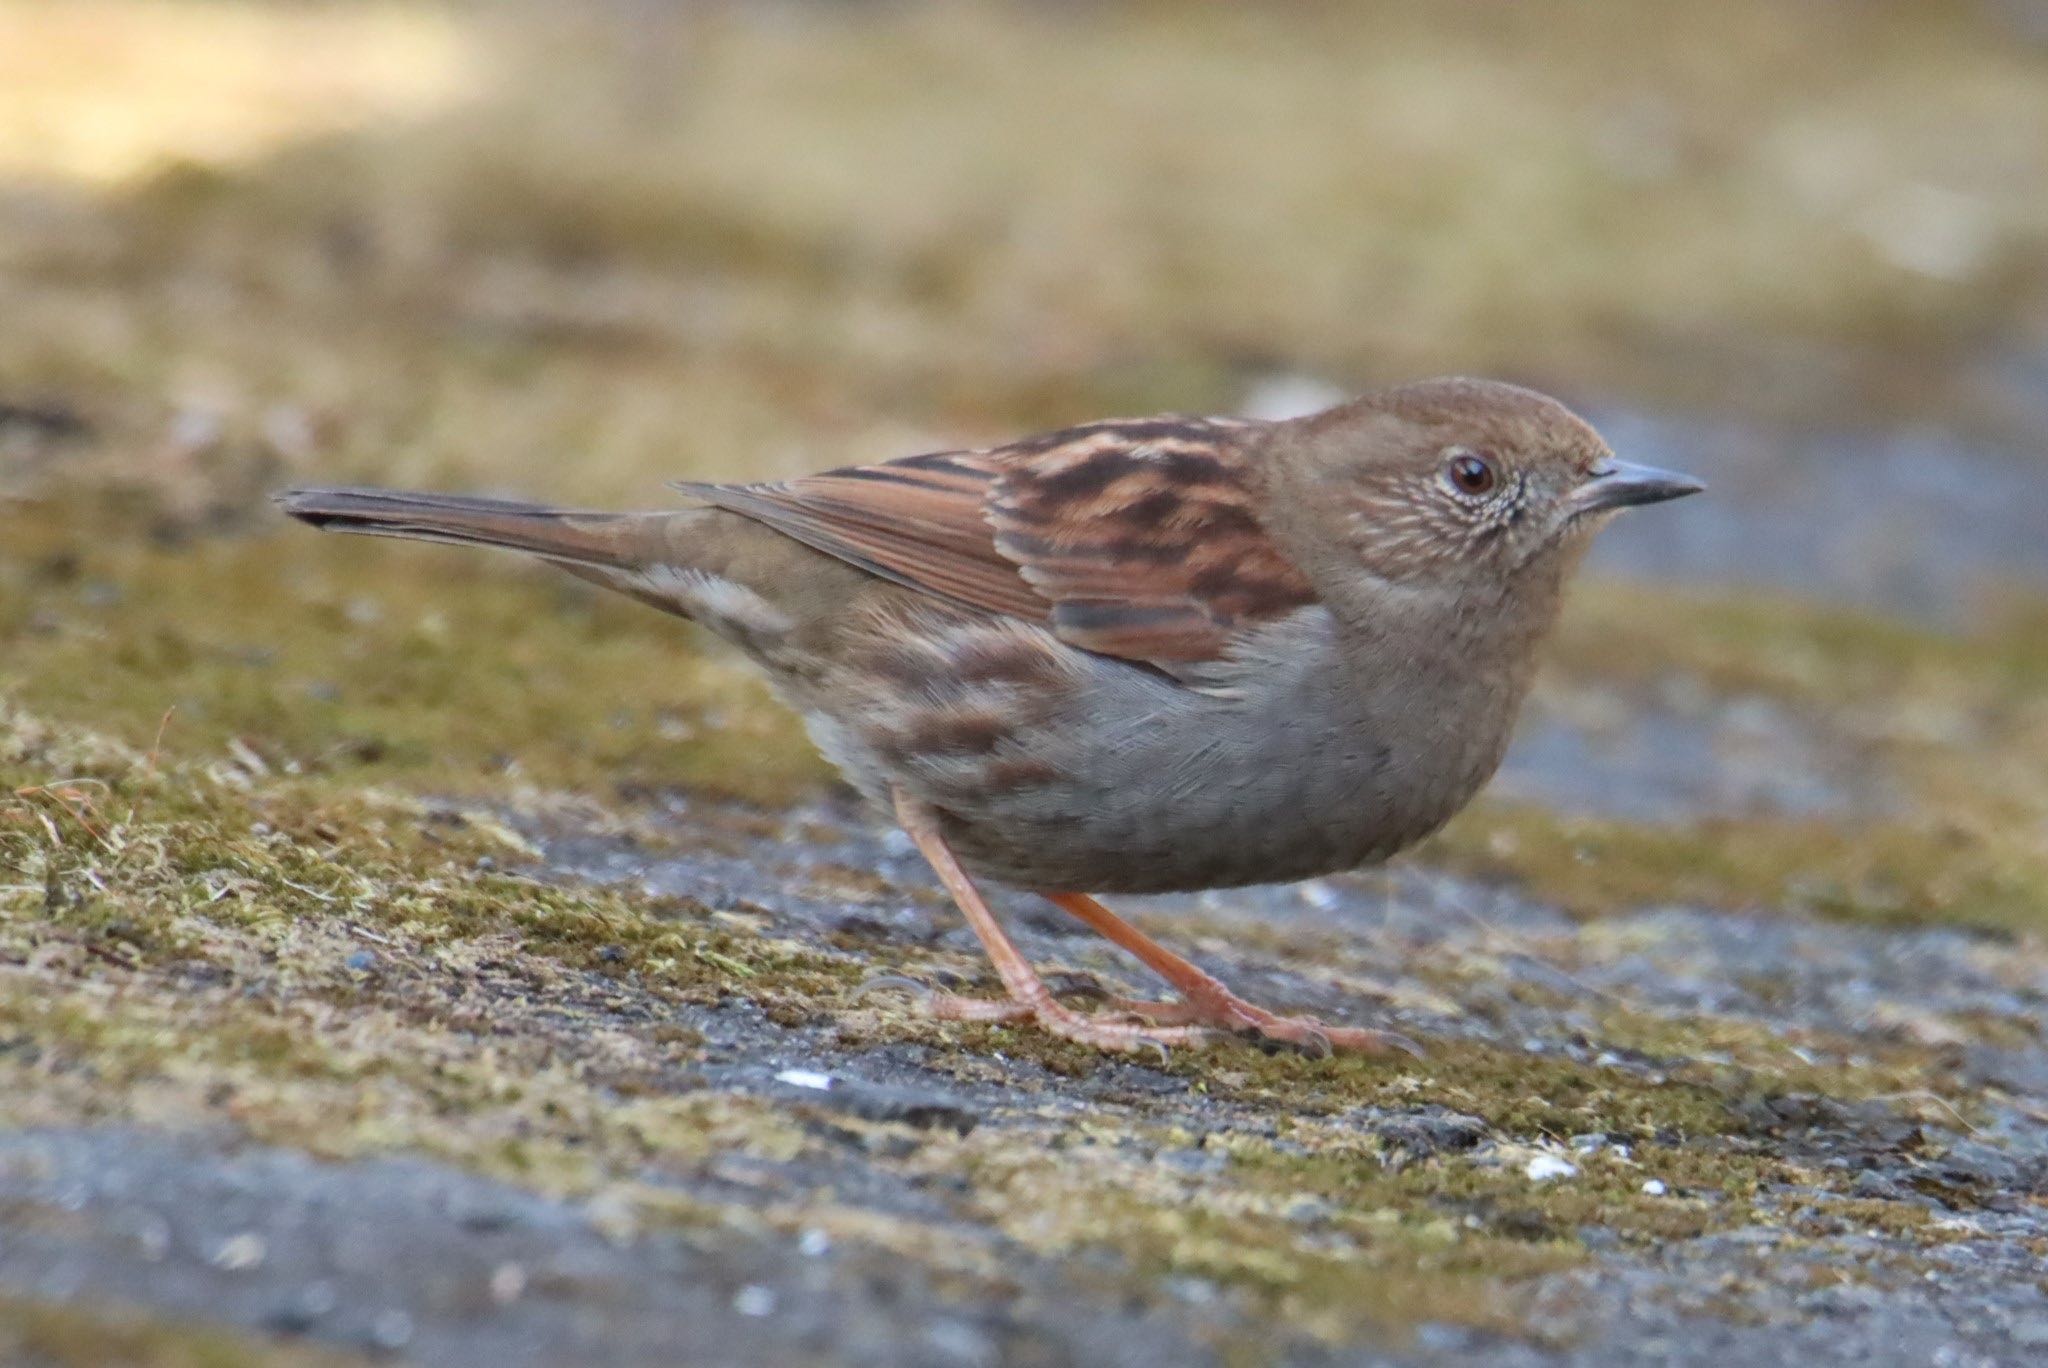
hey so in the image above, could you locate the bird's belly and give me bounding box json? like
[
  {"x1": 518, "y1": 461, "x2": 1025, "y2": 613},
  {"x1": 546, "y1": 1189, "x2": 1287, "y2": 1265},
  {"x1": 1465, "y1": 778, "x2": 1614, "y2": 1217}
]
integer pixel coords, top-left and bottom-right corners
[
  {"x1": 946, "y1": 697, "x2": 1452, "y2": 892},
  {"x1": 937, "y1": 687, "x2": 1492, "y2": 894},
  {"x1": 802, "y1": 607, "x2": 1516, "y2": 895}
]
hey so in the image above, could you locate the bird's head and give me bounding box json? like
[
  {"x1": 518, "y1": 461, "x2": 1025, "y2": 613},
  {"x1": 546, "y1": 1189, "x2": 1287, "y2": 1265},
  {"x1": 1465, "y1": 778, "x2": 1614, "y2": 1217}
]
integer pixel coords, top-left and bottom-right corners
[{"x1": 1268, "y1": 377, "x2": 1701, "y2": 603}]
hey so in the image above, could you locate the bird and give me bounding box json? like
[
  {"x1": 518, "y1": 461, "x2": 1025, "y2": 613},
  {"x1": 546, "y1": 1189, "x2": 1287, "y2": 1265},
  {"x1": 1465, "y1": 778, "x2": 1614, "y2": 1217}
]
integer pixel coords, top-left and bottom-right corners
[{"x1": 278, "y1": 377, "x2": 1701, "y2": 1058}]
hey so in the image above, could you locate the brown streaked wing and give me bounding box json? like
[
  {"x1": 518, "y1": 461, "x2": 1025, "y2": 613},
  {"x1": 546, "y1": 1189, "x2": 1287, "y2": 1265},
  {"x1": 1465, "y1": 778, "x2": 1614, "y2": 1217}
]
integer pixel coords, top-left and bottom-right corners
[
  {"x1": 677, "y1": 417, "x2": 1318, "y2": 665},
  {"x1": 987, "y1": 418, "x2": 1316, "y2": 661},
  {"x1": 674, "y1": 450, "x2": 1048, "y2": 621}
]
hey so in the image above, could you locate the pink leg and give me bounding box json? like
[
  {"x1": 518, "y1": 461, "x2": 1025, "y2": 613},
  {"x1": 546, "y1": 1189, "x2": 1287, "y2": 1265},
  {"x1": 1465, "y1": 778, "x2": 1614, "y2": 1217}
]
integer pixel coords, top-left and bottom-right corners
[
  {"x1": 1042, "y1": 892, "x2": 1422, "y2": 1058},
  {"x1": 887, "y1": 791, "x2": 1217, "y2": 1055}
]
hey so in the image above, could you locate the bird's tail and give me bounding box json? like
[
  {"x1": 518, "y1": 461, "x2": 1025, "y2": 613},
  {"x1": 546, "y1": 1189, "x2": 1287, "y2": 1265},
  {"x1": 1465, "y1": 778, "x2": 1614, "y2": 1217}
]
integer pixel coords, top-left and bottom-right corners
[{"x1": 275, "y1": 486, "x2": 653, "y2": 570}]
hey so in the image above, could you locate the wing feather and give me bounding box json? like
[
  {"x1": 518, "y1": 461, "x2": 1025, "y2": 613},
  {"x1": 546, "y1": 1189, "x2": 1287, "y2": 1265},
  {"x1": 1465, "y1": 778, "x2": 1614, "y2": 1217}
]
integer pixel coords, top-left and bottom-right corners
[{"x1": 676, "y1": 417, "x2": 1317, "y2": 666}]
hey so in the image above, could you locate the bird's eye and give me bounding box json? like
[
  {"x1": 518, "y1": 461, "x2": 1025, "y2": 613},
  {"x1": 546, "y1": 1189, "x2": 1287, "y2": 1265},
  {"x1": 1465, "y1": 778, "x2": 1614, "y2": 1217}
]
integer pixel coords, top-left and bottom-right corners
[{"x1": 1444, "y1": 450, "x2": 1499, "y2": 497}]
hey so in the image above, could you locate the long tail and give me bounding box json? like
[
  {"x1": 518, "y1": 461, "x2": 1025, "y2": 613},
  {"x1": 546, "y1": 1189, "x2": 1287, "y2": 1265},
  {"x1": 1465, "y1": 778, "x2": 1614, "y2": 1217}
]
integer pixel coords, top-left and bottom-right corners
[{"x1": 275, "y1": 486, "x2": 654, "y2": 569}]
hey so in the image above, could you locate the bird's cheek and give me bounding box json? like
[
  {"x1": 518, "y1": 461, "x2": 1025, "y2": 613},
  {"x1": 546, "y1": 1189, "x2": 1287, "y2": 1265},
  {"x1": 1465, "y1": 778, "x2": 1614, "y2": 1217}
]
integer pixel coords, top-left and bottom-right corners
[{"x1": 1564, "y1": 507, "x2": 1621, "y2": 538}]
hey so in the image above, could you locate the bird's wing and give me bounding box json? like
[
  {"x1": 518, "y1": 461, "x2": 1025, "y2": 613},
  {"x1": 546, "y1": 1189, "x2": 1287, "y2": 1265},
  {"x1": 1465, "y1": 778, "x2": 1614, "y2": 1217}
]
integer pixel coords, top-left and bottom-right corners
[{"x1": 675, "y1": 416, "x2": 1317, "y2": 665}]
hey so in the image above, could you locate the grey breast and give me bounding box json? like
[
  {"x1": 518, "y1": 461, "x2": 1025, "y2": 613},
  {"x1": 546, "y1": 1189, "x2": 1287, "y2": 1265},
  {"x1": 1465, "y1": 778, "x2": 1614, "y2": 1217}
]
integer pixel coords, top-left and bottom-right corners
[{"x1": 932, "y1": 607, "x2": 1479, "y2": 893}]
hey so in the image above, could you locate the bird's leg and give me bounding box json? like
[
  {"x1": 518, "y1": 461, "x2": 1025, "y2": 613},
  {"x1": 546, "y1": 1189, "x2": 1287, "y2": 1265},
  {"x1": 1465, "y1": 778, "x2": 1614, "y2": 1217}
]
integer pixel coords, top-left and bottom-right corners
[
  {"x1": 890, "y1": 790, "x2": 1216, "y2": 1055},
  {"x1": 1041, "y1": 892, "x2": 1423, "y2": 1058}
]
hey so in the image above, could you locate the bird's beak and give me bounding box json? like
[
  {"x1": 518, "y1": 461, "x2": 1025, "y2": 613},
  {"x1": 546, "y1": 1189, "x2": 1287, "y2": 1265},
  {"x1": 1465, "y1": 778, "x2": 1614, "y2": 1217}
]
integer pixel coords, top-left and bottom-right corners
[{"x1": 1574, "y1": 458, "x2": 1705, "y2": 514}]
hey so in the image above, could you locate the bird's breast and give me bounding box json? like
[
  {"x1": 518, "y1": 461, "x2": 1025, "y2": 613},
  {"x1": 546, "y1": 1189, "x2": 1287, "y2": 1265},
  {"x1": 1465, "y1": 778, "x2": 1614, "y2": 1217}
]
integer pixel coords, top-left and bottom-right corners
[{"x1": 835, "y1": 606, "x2": 1532, "y2": 893}]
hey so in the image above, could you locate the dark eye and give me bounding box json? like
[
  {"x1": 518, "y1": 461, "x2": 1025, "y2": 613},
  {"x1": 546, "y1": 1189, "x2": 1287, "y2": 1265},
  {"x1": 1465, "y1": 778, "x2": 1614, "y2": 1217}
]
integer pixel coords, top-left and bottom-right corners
[{"x1": 1445, "y1": 450, "x2": 1499, "y2": 497}]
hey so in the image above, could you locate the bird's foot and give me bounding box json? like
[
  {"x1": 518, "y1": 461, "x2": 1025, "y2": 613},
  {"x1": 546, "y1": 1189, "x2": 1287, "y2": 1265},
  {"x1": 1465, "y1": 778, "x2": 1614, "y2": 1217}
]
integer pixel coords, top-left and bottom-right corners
[
  {"x1": 1032, "y1": 891, "x2": 1423, "y2": 1059},
  {"x1": 1100, "y1": 990, "x2": 1423, "y2": 1059},
  {"x1": 857, "y1": 975, "x2": 1214, "y2": 1059}
]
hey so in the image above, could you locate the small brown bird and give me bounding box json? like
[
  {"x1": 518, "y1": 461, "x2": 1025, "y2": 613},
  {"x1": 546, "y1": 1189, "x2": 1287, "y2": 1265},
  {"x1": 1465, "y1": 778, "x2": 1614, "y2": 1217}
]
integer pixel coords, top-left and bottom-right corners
[{"x1": 280, "y1": 378, "x2": 1700, "y2": 1056}]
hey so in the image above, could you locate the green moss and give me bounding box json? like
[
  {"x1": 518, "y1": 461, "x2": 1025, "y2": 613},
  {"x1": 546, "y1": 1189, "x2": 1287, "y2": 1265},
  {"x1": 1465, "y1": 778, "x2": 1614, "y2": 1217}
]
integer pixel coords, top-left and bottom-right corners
[
  {"x1": 0, "y1": 693, "x2": 870, "y2": 1190},
  {"x1": 0, "y1": 680, "x2": 1959, "y2": 1346},
  {"x1": 856, "y1": 985, "x2": 1958, "y2": 1345},
  {"x1": 1550, "y1": 584, "x2": 2048, "y2": 704},
  {"x1": 1079, "y1": 1187, "x2": 1579, "y2": 1342},
  {"x1": 0, "y1": 1296, "x2": 365, "y2": 1368},
  {"x1": 948, "y1": 1047, "x2": 1966, "y2": 1346},
  {"x1": 1392, "y1": 582, "x2": 2048, "y2": 935},
  {"x1": 1589, "y1": 1008, "x2": 1963, "y2": 1103},
  {"x1": 953, "y1": 1103, "x2": 1800, "y2": 1346},
  {"x1": 0, "y1": 502, "x2": 825, "y2": 807},
  {"x1": 1167, "y1": 1039, "x2": 1743, "y2": 1140},
  {"x1": 1423, "y1": 800, "x2": 2047, "y2": 932},
  {"x1": 1791, "y1": 1198, "x2": 1951, "y2": 1242}
]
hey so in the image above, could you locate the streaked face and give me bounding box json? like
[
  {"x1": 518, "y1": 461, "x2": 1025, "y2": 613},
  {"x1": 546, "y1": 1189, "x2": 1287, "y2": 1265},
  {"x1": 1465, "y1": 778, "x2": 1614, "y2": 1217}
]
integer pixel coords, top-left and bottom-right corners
[{"x1": 1340, "y1": 430, "x2": 1701, "y2": 587}]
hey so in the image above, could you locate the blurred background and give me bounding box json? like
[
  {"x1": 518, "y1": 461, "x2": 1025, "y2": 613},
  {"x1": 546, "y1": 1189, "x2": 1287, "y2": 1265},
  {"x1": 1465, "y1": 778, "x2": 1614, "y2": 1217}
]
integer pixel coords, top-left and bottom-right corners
[
  {"x1": 6, "y1": 5, "x2": 2048, "y2": 1361},
  {"x1": 4, "y1": 0, "x2": 2046, "y2": 502}
]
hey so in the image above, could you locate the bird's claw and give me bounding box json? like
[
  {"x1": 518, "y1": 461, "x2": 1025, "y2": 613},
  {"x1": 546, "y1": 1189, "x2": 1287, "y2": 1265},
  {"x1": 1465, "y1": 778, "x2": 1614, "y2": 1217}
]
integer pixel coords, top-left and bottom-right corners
[
  {"x1": 1131, "y1": 1033, "x2": 1176, "y2": 1066},
  {"x1": 1231, "y1": 1012, "x2": 1422, "y2": 1060},
  {"x1": 1232, "y1": 1020, "x2": 1330, "y2": 1059},
  {"x1": 855, "y1": 973, "x2": 934, "y2": 1006},
  {"x1": 1378, "y1": 1030, "x2": 1428, "y2": 1060}
]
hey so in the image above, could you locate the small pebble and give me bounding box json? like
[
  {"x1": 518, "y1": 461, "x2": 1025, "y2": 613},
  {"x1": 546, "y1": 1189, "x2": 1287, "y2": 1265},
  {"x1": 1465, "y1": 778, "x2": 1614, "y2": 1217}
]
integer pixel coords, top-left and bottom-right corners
[
  {"x1": 1297, "y1": 880, "x2": 1342, "y2": 910},
  {"x1": 212, "y1": 1232, "x2": 267, "y2": 1271},
  {"x1": 370, "y1": 1310, "x2": 415, "y2": 1350},
  {"x1": 798, "y1": 1229, "x2": 832, "y2": 1257},
  {"x1": 1525, "y1": 1154, "x2": 1578, "y2": 1182},
  {"x1": 1642, "y1": 1179, "x2": 1669, "y2": 1196},
  {"x1": 733, "y1": 1284, "x2": 777, "y2": 1317},
  {"x1": 585, "y1": 1190, "x2": 641, "y2": 1245},
  {"x1": 924, "y1": 1318, "x2": 998, "y2": 1367},
  {"x1": 265, "y1": 1282, "x2": 339, "y2": 1334},
  {"x1": 298, "y1": 1282, "x2": 340, "y2": 1317},
  {"x1": 1414, "y1": 1323, "x2": 1479, "y2": 1353},
  {"x1": 343, "y1": 950, "x2": 377, "y2": 973},
  {"x1": 490, "y1": 1262, "x2": 527, "y2": 1305},
  {"x1": 132, "y1": 1213, "x2": 172, "y2": 1261},
  {"x1": 2008, "y1": 1314, "x2": 2048, "y2": 1348},
  {"x1": 775, "y1": 1068, "x2": 834, "y2": 1091}
]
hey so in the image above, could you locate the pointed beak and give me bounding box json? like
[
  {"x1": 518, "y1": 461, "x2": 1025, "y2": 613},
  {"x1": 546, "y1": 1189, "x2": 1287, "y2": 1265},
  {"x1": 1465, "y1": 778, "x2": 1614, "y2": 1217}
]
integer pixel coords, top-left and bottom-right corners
[{"x1": 1574, "y1": 458, "x2": 1705, "y2": 514}]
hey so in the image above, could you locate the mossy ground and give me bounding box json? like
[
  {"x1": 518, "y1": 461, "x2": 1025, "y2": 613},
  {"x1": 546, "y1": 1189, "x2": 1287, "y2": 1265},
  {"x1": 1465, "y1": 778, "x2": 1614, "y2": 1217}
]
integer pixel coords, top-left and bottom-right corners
[
  {"x1": 1421, "y1": 584, "x2": 2048, "y2": 934},
  {"x1": 3, "y1": 1, "x2": 2046, "y2": 1361},
  {"x1": 0, "y1": 580, "x2": 2016, "y2": 1350},
  {"x1": 2, "y1": 538, "x2": 2037, "y2": 1354},
  {"x1": 0, "y1": 1296, "x2": 370, "y2": 1368}
]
